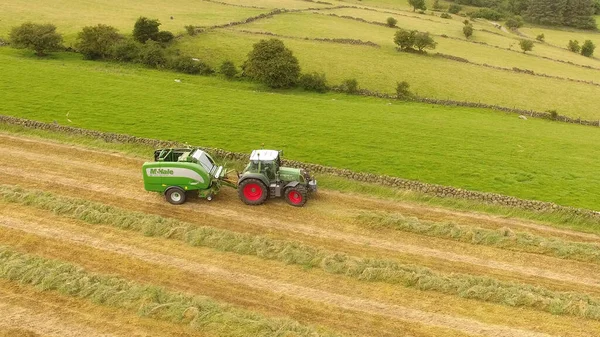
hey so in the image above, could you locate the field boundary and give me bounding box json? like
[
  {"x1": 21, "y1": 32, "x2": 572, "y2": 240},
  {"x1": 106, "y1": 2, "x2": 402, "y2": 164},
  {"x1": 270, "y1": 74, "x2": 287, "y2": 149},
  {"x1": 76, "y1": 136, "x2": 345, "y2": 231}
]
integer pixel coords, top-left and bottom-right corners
[{"x1": 2, "y1": 115, "x2": 599, "y2": 219}]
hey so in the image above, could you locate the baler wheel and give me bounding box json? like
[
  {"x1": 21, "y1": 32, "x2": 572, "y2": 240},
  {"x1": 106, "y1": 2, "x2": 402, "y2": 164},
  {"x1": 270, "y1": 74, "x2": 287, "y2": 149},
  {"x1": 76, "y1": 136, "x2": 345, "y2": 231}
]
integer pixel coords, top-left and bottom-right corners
[
  {"x1": 165, "y1": 187, "x2": 186, "y2": 205},
  {"x1": 238, "y1": 179, "x2": 267, "y2": 205},
  {"x1": 285, "y1": 185, "x2": 308, "y2": 207}
]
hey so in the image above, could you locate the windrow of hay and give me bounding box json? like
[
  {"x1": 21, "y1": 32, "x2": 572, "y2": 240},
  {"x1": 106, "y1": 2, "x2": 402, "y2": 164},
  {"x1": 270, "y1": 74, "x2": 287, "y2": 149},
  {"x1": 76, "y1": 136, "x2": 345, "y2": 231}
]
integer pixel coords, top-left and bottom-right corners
[
  {"x1": 3, "y1": 184, "x2": 600, "y2": 320},
  {"x1": 0, "y1": 247, "x2": 336, "y2": 337},
  {"x1": 357, "y1": 212, "x2": 600, "y2": 264}
]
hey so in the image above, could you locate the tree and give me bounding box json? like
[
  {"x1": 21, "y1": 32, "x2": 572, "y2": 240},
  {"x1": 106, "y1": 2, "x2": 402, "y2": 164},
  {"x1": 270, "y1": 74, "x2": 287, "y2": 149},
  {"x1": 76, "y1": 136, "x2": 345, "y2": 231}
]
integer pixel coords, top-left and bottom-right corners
[
  {"x1": 568, "y1": 39, "x2": 581, "y2": 52},
  {"x1": 413, "y1": 32, "x2": 437, "y2": 51},
  {"x1": 396, "y1": 81, "x2": 412, "y2": 99},
  {"x1": 76, "y1": 24, "x2": 122, "y2": 60},
  {"x1": 463, "y1": 24, "x2": 474, "y2": 38},
  {"x1": 340, "y1": 78, "x2": 358, "y2": 94},
  {"x1": 507, "y1": 0, "x2": 530, "y2": 15},
  {"x1": 562, "y1": 0, "x2": 596, "y2": 29},
  {"x1": 220, "y1": 60, "x2": 237, "y2": 79},
  {"x1": 386, "y1": 17, "x2": 398, "y2": 27},
  {"x1": 299, "y1": 72, "x2": 328, "y2": 93},
  {"x1": 133, "y1": 17, "x2": 160, "y2": 43},
  {"x1": 505, "y1": 16, "x2": 524, "y2": 29},
  {"x1": 581, "y1": 40, "x2": 596, "y2": 57},
  {"x1": 9, "y1": 22, "x2": 62, "y2": 56},
  {"x1": 243, "y1": 39, "x2": 300, "y2": 89},
  {"x1": 519, "y1": 39, "x2": 534, "y2": 52},
  {"x1": 112, "y1": 39, "x2": 140, "y2": 62},
  {"x1": 394, "y1": 29, "x2": 416, "y2": 51},
  {"x1": 408, "y1": 0, "x2": 427, "y2": 12},
  {"x1": 394, "y1": 29, "x2": 436, "y2": 52},
  {"x1": 139, "y1": 40, "x2": 167, "y2": 67},
  {"x1": 595, "y1": 0, "x2": 600, "y2": 14},
  {"x1": 448, "y1": 4, "x2": 462, "y2": 13},
  {"x1": 536, "y1": 33, "x2": 545, "y2": 41},
  {"x1": 156, "y1": 31, "x2": 174, "y2": 44}
]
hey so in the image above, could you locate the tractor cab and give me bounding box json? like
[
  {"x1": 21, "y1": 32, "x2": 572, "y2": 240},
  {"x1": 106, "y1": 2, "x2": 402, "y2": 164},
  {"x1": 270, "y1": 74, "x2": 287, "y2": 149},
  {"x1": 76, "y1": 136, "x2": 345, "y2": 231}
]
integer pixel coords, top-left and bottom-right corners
[{"x1": 245, "y1": 149, "x2": 281, "y2": 181}]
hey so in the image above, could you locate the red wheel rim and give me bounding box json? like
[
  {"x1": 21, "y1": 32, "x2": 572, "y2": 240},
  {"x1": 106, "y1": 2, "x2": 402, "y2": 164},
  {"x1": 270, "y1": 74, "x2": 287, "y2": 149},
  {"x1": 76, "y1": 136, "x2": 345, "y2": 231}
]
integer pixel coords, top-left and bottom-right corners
[
  {"x1": 243, "y1": 183, "x2": 263, "y2": 201},
  {"x1": 288, "y1": 190, "x2": 303, "y2": 204}
]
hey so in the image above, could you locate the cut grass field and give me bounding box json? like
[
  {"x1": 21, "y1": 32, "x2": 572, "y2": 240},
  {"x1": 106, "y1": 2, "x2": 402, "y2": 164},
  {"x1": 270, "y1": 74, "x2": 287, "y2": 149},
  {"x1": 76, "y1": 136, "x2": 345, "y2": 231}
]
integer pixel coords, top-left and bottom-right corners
[
  {"x1": 2, "y1": 48, "x2": 600, "y2": 210},
  {"x1": 1, "y1": 130, "x2": 600, "y2": 336}
]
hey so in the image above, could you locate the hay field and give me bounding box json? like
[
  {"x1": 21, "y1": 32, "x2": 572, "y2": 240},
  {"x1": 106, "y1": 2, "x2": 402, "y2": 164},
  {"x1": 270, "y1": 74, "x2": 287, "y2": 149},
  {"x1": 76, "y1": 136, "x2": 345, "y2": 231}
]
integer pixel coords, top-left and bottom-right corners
[{"x1": 1, "y1": 130, "x2": 600, "y2": 336}]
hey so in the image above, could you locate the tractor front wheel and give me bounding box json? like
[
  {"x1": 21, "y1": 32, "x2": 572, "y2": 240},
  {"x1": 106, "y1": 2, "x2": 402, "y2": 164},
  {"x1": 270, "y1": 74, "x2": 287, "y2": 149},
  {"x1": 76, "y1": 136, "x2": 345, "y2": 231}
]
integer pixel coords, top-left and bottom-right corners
[
  {"x1": 238, "y1": 179, "x2": 268, "y2": 205},
  {"x1": 165, "y1": 187, "x2": 186, "y2": 205},
  {"x1": 285, "y1": 185, "x2": 307, "y2": 207}
]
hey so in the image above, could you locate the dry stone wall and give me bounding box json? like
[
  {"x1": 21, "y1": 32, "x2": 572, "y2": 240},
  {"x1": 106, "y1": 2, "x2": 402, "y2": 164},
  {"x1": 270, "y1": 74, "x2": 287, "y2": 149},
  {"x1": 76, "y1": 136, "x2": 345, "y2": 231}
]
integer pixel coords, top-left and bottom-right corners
[{"x1": 2, "y1": 115, "x2": 599, "y2": 219}]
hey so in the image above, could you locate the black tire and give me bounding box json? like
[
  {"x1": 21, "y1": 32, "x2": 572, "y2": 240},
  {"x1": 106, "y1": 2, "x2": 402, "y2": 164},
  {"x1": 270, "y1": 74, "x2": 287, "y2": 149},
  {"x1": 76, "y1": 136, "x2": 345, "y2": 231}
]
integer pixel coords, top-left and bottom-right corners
[
  {"x1": 165, "y1": 187, "x2": 186, "y2": 205},
  {"x1": 285, "y1": 185, "x2": 308, "y2": 207},
  {"x1": 238, "y1": 178, "x2": 268, "y2": 205}
]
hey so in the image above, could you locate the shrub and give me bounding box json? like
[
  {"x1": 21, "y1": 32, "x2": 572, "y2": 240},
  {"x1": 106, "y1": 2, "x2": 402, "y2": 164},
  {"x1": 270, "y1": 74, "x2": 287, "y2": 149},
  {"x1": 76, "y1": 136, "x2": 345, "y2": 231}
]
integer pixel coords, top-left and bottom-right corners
[
  {"x1": 505, "y1": 16, "x2": 524, "y2": 29},
  {"x1": 9, "y1": 22, "x2": 63, "y2": 56},
  {"x1": 463, "y1": 24, "x2": 474, "y2": 38},
  {"x1": 408, "y1": 0, "x2": 426, "y2": 12},
  {"x1": 440, "y1": 13, "x2": 452, "y2": 19},
  {"x1": 76, "y1": 24, "x2": 122, "y2": 60},
  {"x1": 448, "y1": 4, "x2": 462, "y2": 14},
  {"x1": 519, "y1": 39, "x2": 534, "y2": 53},
  {"x1": 396, "y1": 81, "x2": 412, "y2": 99},
  {"x1": 581, "y1": 40, "x2": 596, "y2": 57},
  {"x1": 111, "y1": 39, "x2": 140, "y2": 62},
  {"x1": 139, "y1": 40, "x2": 167, "y2": 67},
  {"x1": 469, "y1": 8, "x2": 503, "y2": 20},
  {"x1": 243, "y1": 39, "x2": 300, "y2": 89},
  {"x1": 184, "y1": 25, "x2": 196, "y2": 36},
  {"x1": 169, "y1": 56, "x2": 214, "y2": 75},
  {"x1": 133, "y1": 17, "x2": 160, "y2": 43},
  {"x1": 386, "y1": 17, "x2": 398, "y2": 27},
  {"x1": 536, "y1": 33, "x2": 545, "y2": 42},
  {"x1": 568, "y1": 40, "x2": 581, "y2": 53},
  {"x1": 219, "y1": 60, "x2": 237, "y2": 79},
  {"x1": 340, "y1": 78, "x2": 358, "y2": 94},
  {"x1": 299, "y1": 72, "x2": 328, "y2": 93},
  {"x1": 547, "y1": 110, "x2": 558, "y2": 120},
  {"x1": 156, "y1": 31, "x2": 174, "y2": 44}
]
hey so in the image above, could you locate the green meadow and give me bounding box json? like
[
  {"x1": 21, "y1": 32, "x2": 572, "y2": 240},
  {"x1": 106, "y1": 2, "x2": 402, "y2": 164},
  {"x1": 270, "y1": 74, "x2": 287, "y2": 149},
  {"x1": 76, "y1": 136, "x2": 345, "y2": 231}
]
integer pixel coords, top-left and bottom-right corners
[
  {"x1": 2, "y1": 48, "x2": 600, "y2": 210},
  {"x1": 1, "y1": 0, "x2": 599, "y2": 118}
]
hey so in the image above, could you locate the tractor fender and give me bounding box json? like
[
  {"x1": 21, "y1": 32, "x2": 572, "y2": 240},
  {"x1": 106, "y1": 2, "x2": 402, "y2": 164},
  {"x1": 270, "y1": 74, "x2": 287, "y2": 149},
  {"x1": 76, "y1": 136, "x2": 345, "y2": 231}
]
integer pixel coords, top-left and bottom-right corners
[
  {"x1": 238, "y1": 173, "x2": 270, "y2": 188},
  {"x1": 283, "y1": 181, "x2": 300, "y2": 189}
]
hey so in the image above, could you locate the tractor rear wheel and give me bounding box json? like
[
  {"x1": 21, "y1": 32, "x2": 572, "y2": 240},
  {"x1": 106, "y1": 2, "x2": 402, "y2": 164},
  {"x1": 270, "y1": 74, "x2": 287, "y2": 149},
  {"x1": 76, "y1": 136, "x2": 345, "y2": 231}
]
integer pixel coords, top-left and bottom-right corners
[
  {"x1": 238, "y1": 179, "x2": 268, "y2": 205},
  {"x1": 165, "y1": 187, "x2": 186, "y2": 205},
  {"x1": 285, "y1": 185, "x2": 307, "y2": 207}
]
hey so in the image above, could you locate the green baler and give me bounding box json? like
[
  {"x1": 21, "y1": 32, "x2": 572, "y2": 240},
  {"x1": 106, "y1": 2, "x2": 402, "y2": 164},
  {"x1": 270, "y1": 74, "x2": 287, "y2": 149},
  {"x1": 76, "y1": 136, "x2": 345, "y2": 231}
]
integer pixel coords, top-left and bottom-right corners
[{"x1": 142, "y1": 148, "x2": 235, "y2": 204}]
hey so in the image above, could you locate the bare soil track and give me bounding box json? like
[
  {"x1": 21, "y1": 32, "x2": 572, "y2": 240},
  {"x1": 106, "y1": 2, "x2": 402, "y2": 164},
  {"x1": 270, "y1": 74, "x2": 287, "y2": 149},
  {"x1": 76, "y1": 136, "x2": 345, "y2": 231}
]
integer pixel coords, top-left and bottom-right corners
[{"x1": 1, "y1": 132, "x2": 600, "y2": 337}]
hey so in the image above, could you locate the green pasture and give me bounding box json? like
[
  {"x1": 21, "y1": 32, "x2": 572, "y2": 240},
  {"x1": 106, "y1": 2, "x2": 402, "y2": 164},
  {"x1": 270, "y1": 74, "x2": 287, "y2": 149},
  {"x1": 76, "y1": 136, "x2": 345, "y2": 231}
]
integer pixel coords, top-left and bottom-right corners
[
  {"x1": 234, "y1": 11, "x2": 600, "y2": 83},
  {"x1": 322, "y1": 7, "x2": 600, "y2": 68},
  {"x1": 0, "y1": 0, "x2": 268, "y2": 43},
  {"x1": 520, "y1": 26, "x2": 600, "y2": 52},
  {"x1": 1, "y1": 48, "x2": 600, "y2": 210},
  {"x1": 179, "y1": 29, "x2": 600, "y2": 119}
]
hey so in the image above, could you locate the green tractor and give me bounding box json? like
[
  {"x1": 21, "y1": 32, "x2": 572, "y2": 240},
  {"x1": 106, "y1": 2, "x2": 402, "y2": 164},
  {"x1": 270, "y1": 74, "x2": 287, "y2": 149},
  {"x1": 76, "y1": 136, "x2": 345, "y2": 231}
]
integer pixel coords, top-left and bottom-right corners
[
  {"x1": 237, "y1": 150, "x2": 317, "y2": 207},
  {"x1": 142, "y1": 148, "x2": 317, "y2": 207}
]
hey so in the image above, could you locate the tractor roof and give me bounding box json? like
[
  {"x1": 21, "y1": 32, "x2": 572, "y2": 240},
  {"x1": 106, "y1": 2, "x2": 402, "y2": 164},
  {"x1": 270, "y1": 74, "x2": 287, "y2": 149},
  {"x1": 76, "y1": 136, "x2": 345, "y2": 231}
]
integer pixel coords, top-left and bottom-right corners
[{"x1": 250, "y1": 149, "x2": 279, "y2": 161}]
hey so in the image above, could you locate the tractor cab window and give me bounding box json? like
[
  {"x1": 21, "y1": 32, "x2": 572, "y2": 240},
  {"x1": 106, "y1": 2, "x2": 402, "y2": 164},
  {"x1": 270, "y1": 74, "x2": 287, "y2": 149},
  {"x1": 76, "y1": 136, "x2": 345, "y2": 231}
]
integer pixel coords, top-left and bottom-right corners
[{"x1": 261, "y1": 160, "x2": 276, "y2": 180}]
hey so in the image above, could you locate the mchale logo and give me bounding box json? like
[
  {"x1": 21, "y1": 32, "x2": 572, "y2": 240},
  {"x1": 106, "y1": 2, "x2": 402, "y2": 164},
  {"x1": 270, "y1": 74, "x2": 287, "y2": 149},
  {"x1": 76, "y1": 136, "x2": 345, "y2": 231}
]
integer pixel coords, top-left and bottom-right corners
[{"x1": 150, "y1": 168, "x2": 174, "y2": 175}]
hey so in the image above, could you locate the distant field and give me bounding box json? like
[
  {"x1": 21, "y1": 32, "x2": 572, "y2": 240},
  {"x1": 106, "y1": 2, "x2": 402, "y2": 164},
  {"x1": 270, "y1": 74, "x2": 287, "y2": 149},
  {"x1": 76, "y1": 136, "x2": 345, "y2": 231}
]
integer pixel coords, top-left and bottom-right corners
[
  {"x1": 2, "y1": 48, "x2": 600, "y2": 210},
  {"x1": 180, "y1": 29, "x2": 600, "y2": 119},
  {"x1": 0, "y1": 0, "x2": 269, "y2": 43},
  {"x1": 1, "y1": 0, "x2": 599, "y2": 118}
]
